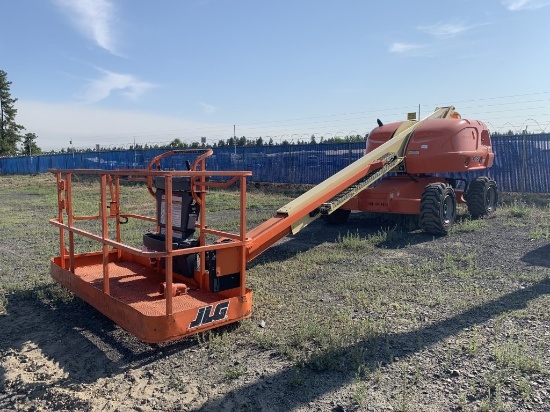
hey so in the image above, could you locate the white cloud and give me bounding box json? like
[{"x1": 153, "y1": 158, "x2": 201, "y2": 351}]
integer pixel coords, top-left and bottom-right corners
[
  {"x1": 80, "y1": 69, "x2": 156, "y2": 103},
  {"x1": 502, "y1": 0, "x2": 550, "y2": 10},
  {"x1": 17, "y1": 100, "x2": 217, "y2": 151},
  {"x1": 54, "y1": 0, "x2": 118, "y2": 54},
  {"x1": 417, "y1": 22, "x2": 471, "y2": 38},
  {"x1": 389, "y1": 42, "x2": 424, "y2": 54},
  {"x1": 199, "y1": 102, "x2": 217, "y2": 114}
]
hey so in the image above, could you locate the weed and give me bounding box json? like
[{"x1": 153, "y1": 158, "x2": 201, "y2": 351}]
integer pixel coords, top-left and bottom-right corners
[
  {"x1": 478, "y1": 371, "x2": 508, "y2": 411},
  {"x1": 397, "y1": 362, "x2": 411, "y2": 412},
  {"x1": 442, "y1": 252, "x2": 477, "y2": 279},
  {"x1": 352, "y1": 369, "x2": 369, "y2": 406},
  {"x1": 0, "y1": 292, "x2": 6, "y2": 314},
  {"x1": 504, "y1": 201, "x2": 531, "y2": 218},
  {"x1": 479, "y1": 383, "x2": 506, "y2": 412},
  {"x1": 452, "y1": 217, "x2": 487, "y2": 233},
  {"x1": 336, "y1": 230, "x2": 374, "y2": 250},
  {"x1": 530, "y1": 224, "x2": 550, "y2": 240},
  {"x1": 289, "y1": 366, "x2": 305, "y2": 387},
  {"x1": 35, "y1": 283, "x2": 75, "y2": 306},
  {"x1": 224, "y1": 364, "x2": 246, "y2": 380},
  {"x1": 168, "y1": 376, "x2": 187, "y2": 391},
  {"x1": 494, "y1": 341, "x2": 543, "y2": 373},
  {"x1": 517, "y1": 377, "x2": 532, "y2": 400},
  {"x1": 466, "y1": 327, "x2": 481, "y2": 356}
]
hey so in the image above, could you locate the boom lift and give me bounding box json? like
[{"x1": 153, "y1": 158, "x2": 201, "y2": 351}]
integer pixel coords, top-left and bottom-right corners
[
  {"x1": 322, "y1": 107, "x2": 497, "y2": 233},
  {"x1": 49, "y1": 106, "x2": 496, "y2": 342}
]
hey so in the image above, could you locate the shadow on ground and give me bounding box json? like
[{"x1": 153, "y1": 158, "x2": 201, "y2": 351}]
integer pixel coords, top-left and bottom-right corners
[
  {"x1": 248, "y1": 214, "x2": 432, "y2": 269},
  {"x1": 522, "y1": 242, "x2": 550, "y2": 268},
  {"x1": 194, "y1": 278, "x2": 550, "y2": 411},
  {"x1": 0, "y1": 286, "x2": 195, "y2": 385},
  {"x1": 1, "y1": 275, "x2": 549, "y2": 411}
]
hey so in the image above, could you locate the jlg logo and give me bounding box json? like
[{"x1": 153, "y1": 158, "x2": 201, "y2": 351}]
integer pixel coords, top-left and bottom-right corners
[{"x1": 189, "y1": 301, "x2": 229, "y2": 329}]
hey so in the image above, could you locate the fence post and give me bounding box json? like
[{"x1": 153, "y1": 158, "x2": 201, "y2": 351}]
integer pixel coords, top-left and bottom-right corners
[
  {"x1": 288, "y1": 144, "x2": 292, "y2": 183},
  {"x1": 521, "y1": 133, "x2": 526, "y2": 194}
]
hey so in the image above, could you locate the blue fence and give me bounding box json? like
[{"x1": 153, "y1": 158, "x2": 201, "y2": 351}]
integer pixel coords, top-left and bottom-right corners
[{"x1": 1, "y1": 134, "x2": 549, "y2": 192}]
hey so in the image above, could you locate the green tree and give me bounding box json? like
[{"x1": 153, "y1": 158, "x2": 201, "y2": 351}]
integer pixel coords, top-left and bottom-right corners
[
  {"x1": 21, "y1": 132, "x2": 41, "y2": 156},
  {"x1": 169, "y1": 138, "x2": 185, "y2": 148},
  {"x1": 0, "y1": 70, "x2": 24, "y2": 156}
]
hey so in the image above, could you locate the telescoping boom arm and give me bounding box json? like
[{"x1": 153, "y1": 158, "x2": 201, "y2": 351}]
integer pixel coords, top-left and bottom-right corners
[{"x1": 244, "y1": 106, "x2": 459, "y2": 260}]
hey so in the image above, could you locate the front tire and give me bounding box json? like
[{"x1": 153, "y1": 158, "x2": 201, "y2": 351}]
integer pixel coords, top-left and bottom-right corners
[
  {"x1": 465, "y1": 177, "x2": 498, "y2": 218},
  {"x1": 419, "y1": 183, "x2": 457, "y2": 235}
]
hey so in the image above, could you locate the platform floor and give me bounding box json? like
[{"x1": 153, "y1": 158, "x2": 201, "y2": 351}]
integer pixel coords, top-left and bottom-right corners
[{"x1": 74, "y1": 261, "x2": 219, "y2": 316}]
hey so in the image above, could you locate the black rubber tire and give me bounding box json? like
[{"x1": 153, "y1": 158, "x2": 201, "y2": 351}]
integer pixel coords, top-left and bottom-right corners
[
  {"x1": 325, "y1": 209, "x2": 351, "y2": 225},
  {"x1": 419, "y1": 183, "x2": 457, "y2": 235},
  {"x1": 465, "y1": 177, "x2": 498, "y2": 219}
]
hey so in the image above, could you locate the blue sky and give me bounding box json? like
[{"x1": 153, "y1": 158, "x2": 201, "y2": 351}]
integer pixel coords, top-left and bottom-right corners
[{"x1": 2, "y1": 0, "x2": 550, "y2": 150}]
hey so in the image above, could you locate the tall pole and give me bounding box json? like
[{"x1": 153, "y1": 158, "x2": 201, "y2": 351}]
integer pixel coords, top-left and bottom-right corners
[
  {"x1": 521, "y1": 126, "x2": 527, "y2": 193},
  {"x1": 234, "y1": 124, "x2": 236, "y2": 155}
]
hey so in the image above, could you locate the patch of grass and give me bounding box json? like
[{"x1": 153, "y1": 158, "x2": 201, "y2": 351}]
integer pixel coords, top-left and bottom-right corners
[
  {"x1": 335, "y1": 226, "x2": 410, "y2": 251},
  {"x1": 530, "y1": 224, "x2": 550, "y2": 240},
  {"x1": 517, "y1": 377, "x2": 532, "y2": 400},
  {"x1": 479, "y1": 388, "x2": 505, "y2": 412},
  {"x1": 465, "y1": 327, "x2": 481, "y2": 356},
  {"x1": 289, "y1": 366, "x2": 305, "y2": 387},
  {"x1": 503, "y1": 200, "x2": 531, "y2": 219},
  {"x1": 370, "y1": 226, "x2": 410, "y2": 248},
  {"x1": 452, "y1": 217, "x2": 488, "y2": 233},
  {"x1": 442, "y1": 251, "x2": 478, "y2": 279},
  {"x1": 351, "y1": 365, "x2": 369, "y2": 406},
  {"x1": 167, "y1": 376, "x2": 187, "y2": 391},
  {"x1": 494, "y1": 341, "x2": 544, "y2": 373},
  {"x1": 224, "y1": 364, "x2": 246, "y2": 380},
  {"x1": 336, "y1": 230, "x2": 375, "y2": 250},
  {"x1": 511, "y1": 272, "x2": 546, "y2": 283},
  {"x1": 508, "y1": 296, "x2": 550, "y2": 320},
  {"x1": 195, "y1": 329, "x2": 234, "y2": 355},
  {"x1": 0, "y1": 292, "x2": 6, "y2": 314},
  {"x1": 35, "y1": 283, "x2": 75, "y2": 306}
]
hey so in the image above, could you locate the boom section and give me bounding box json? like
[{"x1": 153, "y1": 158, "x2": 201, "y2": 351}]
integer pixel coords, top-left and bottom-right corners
[{"x1": 245, "y1": 106, "x2": 458, "y2": 261}]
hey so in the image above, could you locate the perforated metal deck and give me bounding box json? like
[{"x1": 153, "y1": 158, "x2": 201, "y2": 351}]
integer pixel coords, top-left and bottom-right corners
[
  {"x1": 74, "y1": 261, "x2": 219, "y2": 316},
  {"x1": 51, "y1": 253, "x2": 253, "y2": 343}
]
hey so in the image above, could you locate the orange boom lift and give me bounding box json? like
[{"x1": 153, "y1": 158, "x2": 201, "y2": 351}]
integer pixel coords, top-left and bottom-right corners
[{"x1": 49, "y1": 106, "x2": 496, "y2": 343}]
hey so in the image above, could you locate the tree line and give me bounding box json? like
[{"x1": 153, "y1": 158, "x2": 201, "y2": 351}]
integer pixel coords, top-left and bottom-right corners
[
  {"x1": 50, "y1": 133, "x2": 367, "y2": 155},
  {"x1": 0, "y1": 70, "x2": 41, "y2": 157}
]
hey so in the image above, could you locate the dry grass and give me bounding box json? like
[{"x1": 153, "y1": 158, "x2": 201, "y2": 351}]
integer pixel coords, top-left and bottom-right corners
[{"x1": 1, "y1": 174, "x2": 550, "y2": 411}]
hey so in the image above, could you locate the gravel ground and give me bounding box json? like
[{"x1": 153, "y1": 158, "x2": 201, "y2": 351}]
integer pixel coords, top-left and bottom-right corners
[{"x1": 1, "y1": 191, "x2": 549, "y2": 412}]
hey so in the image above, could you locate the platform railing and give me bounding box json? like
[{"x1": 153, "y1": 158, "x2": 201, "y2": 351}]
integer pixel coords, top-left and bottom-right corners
[{"x1": 49, "y1": 167, "x2": 252, "y2": 316}]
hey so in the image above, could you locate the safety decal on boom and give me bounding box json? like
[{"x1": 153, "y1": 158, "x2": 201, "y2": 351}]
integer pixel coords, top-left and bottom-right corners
[{"x1": 189, "y1": 301, "x2": 229, "y2": 329}]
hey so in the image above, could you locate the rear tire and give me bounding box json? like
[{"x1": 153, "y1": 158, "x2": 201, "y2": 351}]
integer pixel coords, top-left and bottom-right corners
[
  {"x1": 465, "y1": 177, "x2": 498, "y2": 218},
  {"x1": 325, "y1": 209, "x2": 351, "y2": 224},
  {"x1": 419, "y1": 183, "x2": 456, "y2": 235}
]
